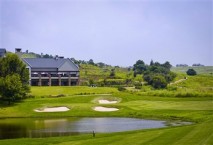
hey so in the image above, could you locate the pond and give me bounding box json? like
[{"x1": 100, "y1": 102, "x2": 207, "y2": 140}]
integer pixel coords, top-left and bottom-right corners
[{"x1": 0, "y1": 117, "x2": 189, "y2": 139}]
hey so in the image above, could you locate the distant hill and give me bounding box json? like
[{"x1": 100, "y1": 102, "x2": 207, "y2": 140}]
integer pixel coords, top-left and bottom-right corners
[{"x1": 171, "y1": 66, "x2": 213, "y2": 75}]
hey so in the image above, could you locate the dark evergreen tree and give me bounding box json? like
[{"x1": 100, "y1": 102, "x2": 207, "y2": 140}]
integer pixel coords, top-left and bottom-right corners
[{"x1": 133, "y1": 60, "x2": 147, "y2": 75}]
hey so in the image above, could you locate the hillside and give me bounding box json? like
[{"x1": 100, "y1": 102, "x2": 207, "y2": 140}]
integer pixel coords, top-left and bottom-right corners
[
  {"x1": 79, "y1": 64, "x2": 131, "y2": 84},
  {"x1": 19, "y1": 52, "x2": 213, "y2": 87},
  {"x1": 171, "y1": 66, "x2": 213, "y2": 75}
]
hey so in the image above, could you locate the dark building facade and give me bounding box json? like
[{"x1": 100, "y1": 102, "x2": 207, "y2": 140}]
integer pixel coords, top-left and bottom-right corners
[
  {"x1": 22, "y1": 57, "x2": 79, "y2": 86},
  {"x1": 0, "y1": 48, "x2": 6, "y2": 57}
]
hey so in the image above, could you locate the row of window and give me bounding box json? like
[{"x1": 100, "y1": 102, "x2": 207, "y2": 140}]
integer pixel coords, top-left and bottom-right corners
[
  {"x1": 31, "y1": 73, "x2": 78, "y2": 77},
  {"x1": 31, "y1": 79, "x2": 78, "y2": 86}
]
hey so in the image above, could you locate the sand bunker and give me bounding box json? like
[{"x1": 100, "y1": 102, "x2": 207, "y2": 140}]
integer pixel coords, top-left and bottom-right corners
[
  {"x1": 98, "y1": 100, "x2": 118, "y2": 104},
  {"x1": 93, "y1": 106, "x2": 119, "y2": 112},
  {"x1": 34, "y1": 107, "x2": 70, "y2": 112}
]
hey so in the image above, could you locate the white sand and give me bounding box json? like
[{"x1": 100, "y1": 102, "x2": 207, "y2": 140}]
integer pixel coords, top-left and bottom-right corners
[
  {"x1": 98, "y1": 100, "x2": 118, "y2": 104},
  {"x1": 93, "y1": 106, "x2": 119, "y2": 112},
  {"x1": 34, "y1": 107, "x2": 70, "y2": 112}
]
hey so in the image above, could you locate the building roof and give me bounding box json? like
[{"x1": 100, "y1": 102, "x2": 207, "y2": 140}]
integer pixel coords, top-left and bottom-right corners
[{"x1": 22, "y1": 58, "x2": 79, "y2": 71}]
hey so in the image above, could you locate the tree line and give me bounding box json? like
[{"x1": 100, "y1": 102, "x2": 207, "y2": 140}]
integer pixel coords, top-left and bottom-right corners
[{"x1": 133, "y1": 60, "x2": 176, "y2": 89}]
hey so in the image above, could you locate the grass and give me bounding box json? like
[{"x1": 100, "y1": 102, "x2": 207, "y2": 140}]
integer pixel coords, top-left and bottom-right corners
[
  {"x1": 79, "y1": 64, "x2": 130, "y2": 80},
  {"x1": 0, "y1": 91, "x2": 212, "y2": 144},
  {"x1": 30, "y1": 86, "x2": 118, "y2": 97},
  {"x1": 134, "y1": 74, "x2": 213, "y2": 98},
  {"x1": 0, "y1": 72, "x2": 213, "y2": 145},
  {"x1": 171, "y1": 66, "x2": 213, "y2": 75}
]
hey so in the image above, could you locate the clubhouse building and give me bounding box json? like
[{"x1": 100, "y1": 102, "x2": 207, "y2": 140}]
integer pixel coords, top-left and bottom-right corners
[
  {"x1": 1, "y1": 48, "x2": 80, "y2": 86},
  {"x1": 22, "y1": 57, "x2": 79, "y2": 86}
]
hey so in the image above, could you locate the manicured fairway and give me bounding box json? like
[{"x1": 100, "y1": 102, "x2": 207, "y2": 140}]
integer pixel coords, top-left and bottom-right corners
[{"x1": 0, "y1": 86, "x2": 212, "y2": 145}]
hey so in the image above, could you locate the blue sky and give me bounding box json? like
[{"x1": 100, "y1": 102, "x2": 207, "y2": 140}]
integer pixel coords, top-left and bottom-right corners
[{"x1": 0, "y1": 0, "x2": 212, "y2": 66}]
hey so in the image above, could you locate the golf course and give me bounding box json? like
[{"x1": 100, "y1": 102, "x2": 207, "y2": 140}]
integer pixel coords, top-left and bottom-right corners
[
  {"x1": 1, "y1": 0, "x2": 212, "y2": 144},
  {"x1": 0, "y1": 71, "x2": 212, "y2": 145}
]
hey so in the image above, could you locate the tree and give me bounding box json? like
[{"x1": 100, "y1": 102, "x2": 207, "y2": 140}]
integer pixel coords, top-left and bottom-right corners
[
  {"x1": 150, "y1": 60, "x2": 154, "y2": 66},
  {"x1": 0, "y1": 53, "x2": 29, "y2": 85},
  {"x1": 0, "y1": 53, "x2": 29, "y2": 104},
  {"x1": 141, "y1": 60, "x2": 176, "y2": 89},
  {"x1": 143, "y1": 73, "x2": 154, "y2": 85},
  {"x1": 109, "y1": 69, "x2": 115, "y2": 78},
  {"x1": 165, "y1": 72, "x2": 176, "y2": 82},
  {"x1": 97, "y1": 62, "x2": 105, "y2": 68},
  {"x1": 71, "y1": 58, "x2": 79, "y2": 65},
  {"x1": 187, "y1": 69, "x2": 197, "y2": 76},
  {"x1": 43, "y1": 54, "x2": 53, "y2": 58},
  {"x1": 88, "y1": 59, "x2": 95, "y2": 65},
  {"x1": 162, "y1": 61, "x2": 172, "y2": 70},
  {"x1": 0, "y1": 74, "x2": 23, "y2": 105},
  {"x1": 152, "y1": 75, "x2": 167, "y2": 89},
  {"x1": 133, "y1": 60, "x2": 147, "y2": 75},
  {"x1": 89, "y1": 79, "x2": 95, "y2": 86}
]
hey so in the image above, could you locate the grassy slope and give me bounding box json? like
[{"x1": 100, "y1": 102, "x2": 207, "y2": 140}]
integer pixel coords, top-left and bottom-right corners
[{"x1": 79, "y1": 64, "x2": 130, "y2": 82}]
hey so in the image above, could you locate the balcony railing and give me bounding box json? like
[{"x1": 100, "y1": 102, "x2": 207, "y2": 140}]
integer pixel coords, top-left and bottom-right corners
[{"x1": 31, "y1": 72, "x2": 79, "y2": 78}]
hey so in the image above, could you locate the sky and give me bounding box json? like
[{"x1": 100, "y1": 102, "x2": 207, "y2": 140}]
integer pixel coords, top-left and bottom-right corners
[{"x1": 0, "y1": 0, "x2": 212, "y2": 66}]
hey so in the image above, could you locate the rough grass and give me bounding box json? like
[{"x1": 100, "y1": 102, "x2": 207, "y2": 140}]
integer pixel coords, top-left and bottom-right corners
[
  {"x1": 135, "y1": 74, "x2": 213, "y2": 98},
  {"x1": 79, "y1": 64, "x2": 129, "y2": 81}
]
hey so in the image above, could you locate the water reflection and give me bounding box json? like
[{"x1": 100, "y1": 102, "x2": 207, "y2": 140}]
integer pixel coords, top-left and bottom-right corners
[{"x1": 0, "y1": 117, "x2": 180, "y2": 139}]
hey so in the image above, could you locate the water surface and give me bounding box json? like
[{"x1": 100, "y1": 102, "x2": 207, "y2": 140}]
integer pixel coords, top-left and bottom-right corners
[{"x1": 0, "y1": 117, "x2": 180, "y2": 139}]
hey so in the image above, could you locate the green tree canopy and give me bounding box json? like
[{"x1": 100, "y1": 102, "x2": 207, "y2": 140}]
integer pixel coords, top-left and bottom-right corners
[
  {"x1": 88, "y1": 59, "x2": 95, "y2": 65},
  {"x1": 133, "y1": 60, "x2": 147, "y2": 75},
  {"x1": 0, "y1": 53, "x2": 29, "y2": 104},
  {"x1": 0, "y1": 53, "x2": 29, "y2": 86},
  {"x1": 133, "y1": 60, "x2": 176, "y2": 89},
  {"x1": 109, "y1": 68, "x2": 116, "y2": 78},
  {"x1": 152, "y1": 75, "x2": 167, "y2": 89}
]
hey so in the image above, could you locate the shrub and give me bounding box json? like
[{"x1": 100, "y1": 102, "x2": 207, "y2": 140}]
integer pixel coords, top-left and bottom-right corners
[
  {"x1": 98, "y1": 79, "x2": 126, "y2": 86},
  {"x1": 80, "y1": 81, "x2": 89, "y2": 86},
  {"x1": 186, "y1": 69, "x2": 197, "y2": 76},
  {"x1": 118, "y1": 86, "x2": 126, "y2": 91},
  {"x1": 134, "y1": 81, "x2": 142, "y2": 89},
  {"x1": 135, "y1": 86, "x2": 142, "y2": 89},
  {"x1": 152, "y1": 75, "x2": 167, "y2": 89}
]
